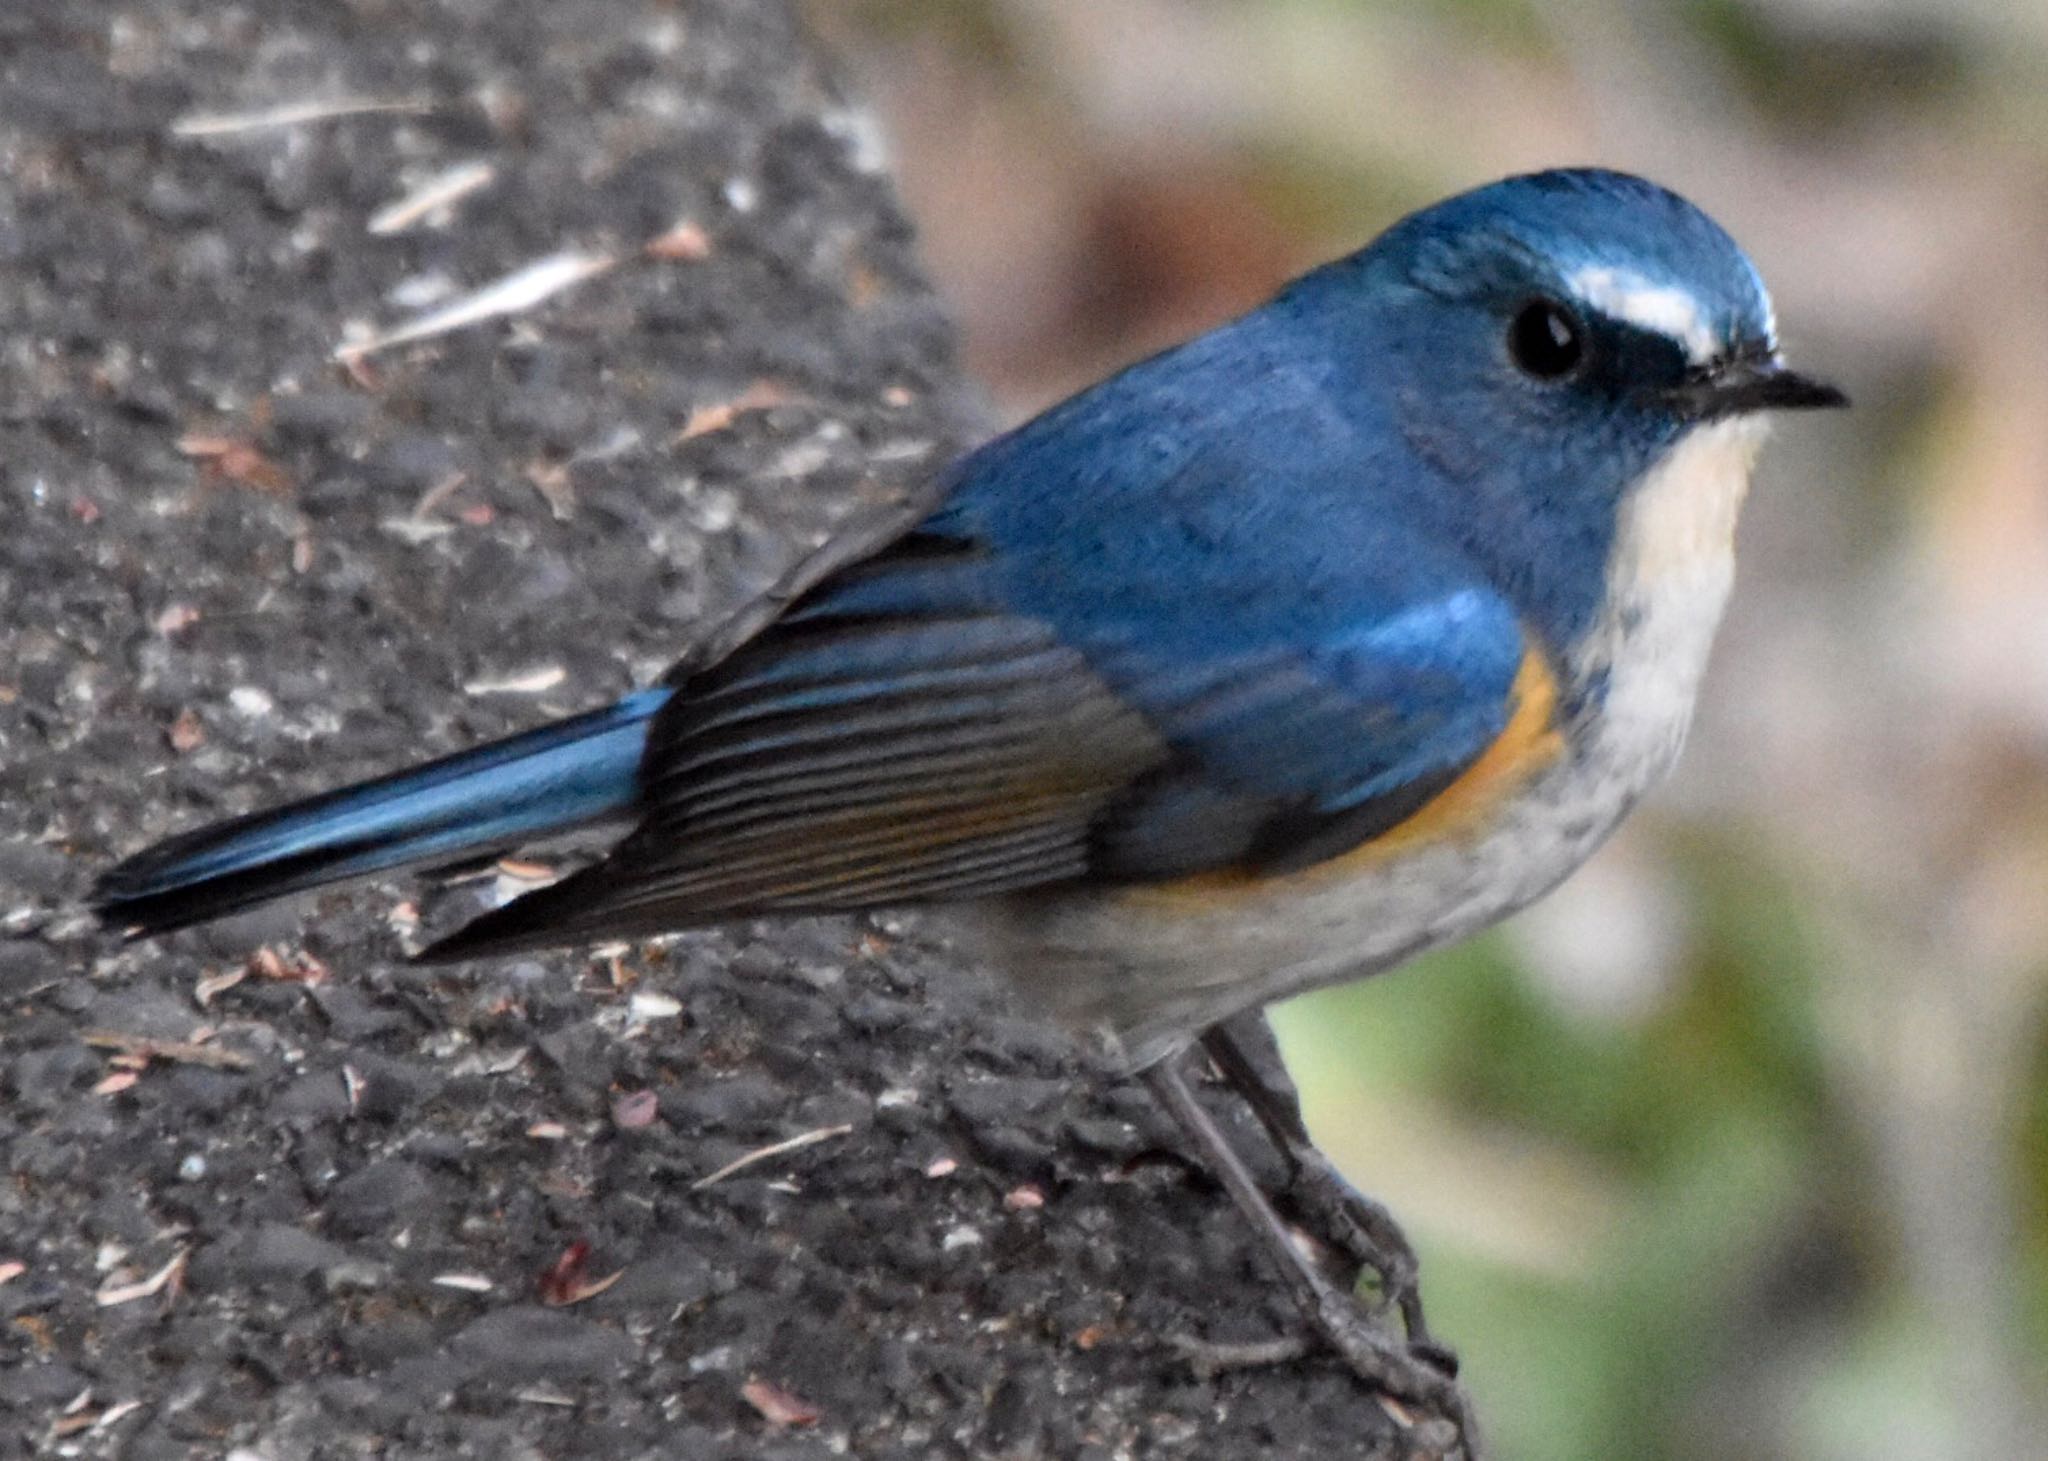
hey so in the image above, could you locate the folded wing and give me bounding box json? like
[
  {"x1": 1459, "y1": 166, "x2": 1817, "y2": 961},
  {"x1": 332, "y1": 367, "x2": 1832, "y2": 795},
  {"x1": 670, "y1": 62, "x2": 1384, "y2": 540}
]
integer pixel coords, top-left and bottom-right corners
[{"x1": 424, "y1": 532, "x2": 1537, "y2": 959}]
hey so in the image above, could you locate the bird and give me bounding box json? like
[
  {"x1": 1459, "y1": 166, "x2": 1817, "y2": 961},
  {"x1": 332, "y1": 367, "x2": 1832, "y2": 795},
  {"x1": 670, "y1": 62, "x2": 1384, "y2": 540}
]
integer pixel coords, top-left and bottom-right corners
[{"x1": 95, "y1": 167, "x2": 1845, "y2": 1416}]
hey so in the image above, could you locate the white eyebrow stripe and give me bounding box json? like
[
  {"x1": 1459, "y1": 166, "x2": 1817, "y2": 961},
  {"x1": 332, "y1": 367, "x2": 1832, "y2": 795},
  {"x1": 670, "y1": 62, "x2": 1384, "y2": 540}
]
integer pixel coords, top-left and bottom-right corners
[
  {"x1": 1568, "y1": 265, "x2": 1719, "y2": 364},
  {"x1": 1744, "y1": 256, "x2": 1781, "y2": 353}
]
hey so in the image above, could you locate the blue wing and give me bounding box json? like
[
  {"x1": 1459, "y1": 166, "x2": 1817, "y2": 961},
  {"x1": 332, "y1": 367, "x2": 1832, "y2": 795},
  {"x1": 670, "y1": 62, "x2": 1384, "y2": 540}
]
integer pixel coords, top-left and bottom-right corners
[
  {"x1": 430, "y1": 310, "x2": 1535, "y2": 957},
  {"x1": 434, "y1": 531, "x2": 1528, "y2": 958},
  {"x1": 1085, "y1": 587, "x2": 1529, "y2": 879}
]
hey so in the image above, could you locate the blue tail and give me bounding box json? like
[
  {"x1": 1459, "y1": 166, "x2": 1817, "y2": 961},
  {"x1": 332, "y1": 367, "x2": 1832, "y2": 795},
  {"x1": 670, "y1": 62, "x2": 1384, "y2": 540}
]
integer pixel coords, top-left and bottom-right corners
[{"x1": 94, "y1": 689, "x2": 670, "y2": 937}]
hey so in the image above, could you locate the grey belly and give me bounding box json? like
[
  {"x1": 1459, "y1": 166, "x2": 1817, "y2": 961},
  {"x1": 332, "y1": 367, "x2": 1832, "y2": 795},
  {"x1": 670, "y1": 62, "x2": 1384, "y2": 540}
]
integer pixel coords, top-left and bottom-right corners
[{"x1": 963, "y1": 741, "x2": 1665, "y2": 1072}]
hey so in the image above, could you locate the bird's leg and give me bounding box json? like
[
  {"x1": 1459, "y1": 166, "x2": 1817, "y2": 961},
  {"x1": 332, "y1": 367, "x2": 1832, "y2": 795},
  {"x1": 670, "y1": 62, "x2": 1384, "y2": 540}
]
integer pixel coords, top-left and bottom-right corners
[
  {"x1": 1198, "y1": 1016, "x2": 1451, "y2": 1369},
  {"x1": 1141, "y1": 1053, "x2": 1476, "y2": 1445}
]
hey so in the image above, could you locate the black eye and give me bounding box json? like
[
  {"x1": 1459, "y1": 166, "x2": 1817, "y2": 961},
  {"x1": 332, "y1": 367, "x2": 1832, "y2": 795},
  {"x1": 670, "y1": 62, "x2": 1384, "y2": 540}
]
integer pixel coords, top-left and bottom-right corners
[{"x1": 1507, "y1": 298, "x2": 1584, "y2": 379}]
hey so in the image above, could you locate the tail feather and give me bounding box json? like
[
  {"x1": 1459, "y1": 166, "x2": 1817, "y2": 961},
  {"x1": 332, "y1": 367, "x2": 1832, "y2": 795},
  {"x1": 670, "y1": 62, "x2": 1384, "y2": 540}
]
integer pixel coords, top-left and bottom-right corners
[{"x1": 93, "y1": 689, "x2": 669, "y2": 937}]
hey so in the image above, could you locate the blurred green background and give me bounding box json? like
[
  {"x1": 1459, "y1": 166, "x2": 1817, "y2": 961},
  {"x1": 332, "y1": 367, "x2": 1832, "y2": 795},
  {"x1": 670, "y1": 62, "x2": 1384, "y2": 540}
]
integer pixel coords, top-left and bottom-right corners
[{"x1": 812, "y1": 3, "x2": 2048, "y2": 1457}]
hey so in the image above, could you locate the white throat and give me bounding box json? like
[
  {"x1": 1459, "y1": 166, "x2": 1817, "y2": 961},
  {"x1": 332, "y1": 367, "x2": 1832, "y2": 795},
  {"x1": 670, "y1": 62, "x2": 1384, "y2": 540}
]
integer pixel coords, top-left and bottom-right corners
[{"x1": 1572, "y1": 415, "x2": 1769, "y2": 763}]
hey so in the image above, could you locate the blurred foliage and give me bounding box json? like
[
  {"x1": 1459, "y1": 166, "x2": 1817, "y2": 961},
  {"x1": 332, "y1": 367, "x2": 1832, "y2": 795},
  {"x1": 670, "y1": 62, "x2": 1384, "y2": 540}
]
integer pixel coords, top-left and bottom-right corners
[
  {"x1": 813, "y1": 1, "x2": 2048, "y2": 1456},
  {"x1": 1275, "y1": 828, "x2": 1853, "y2": 1461}
]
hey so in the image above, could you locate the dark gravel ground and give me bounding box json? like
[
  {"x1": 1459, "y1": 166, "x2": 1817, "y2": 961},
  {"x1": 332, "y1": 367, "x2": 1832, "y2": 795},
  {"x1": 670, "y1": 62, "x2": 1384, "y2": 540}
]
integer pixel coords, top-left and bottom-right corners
[{"x1": 0, "y1": 4, "x2": 1471, "y2": 1457}]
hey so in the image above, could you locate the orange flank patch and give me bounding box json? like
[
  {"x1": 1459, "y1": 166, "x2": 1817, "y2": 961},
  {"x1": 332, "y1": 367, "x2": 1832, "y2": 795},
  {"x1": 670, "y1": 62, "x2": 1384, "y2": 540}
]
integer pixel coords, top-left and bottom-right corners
[
  {"x1": 1330, "y1": 643, "x2": 1564, "y2": 861},
  {"x1": 1124, "y1": 643, "x2": 1565, "y2": 908}
]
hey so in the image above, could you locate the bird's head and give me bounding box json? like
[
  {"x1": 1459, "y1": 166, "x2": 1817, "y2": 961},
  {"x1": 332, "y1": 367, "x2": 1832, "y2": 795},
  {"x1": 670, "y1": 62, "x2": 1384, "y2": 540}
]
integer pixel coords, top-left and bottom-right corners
[{"x1": 1287, "y1": 167, "x2": 1846, "y2": 639}]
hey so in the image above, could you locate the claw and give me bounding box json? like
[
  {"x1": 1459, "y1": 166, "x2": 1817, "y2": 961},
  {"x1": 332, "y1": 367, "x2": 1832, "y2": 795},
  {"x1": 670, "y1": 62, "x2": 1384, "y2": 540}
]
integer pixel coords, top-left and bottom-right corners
[{"x1": 1141, "y1": 1049, "x2": 1483, "y2": 1456}]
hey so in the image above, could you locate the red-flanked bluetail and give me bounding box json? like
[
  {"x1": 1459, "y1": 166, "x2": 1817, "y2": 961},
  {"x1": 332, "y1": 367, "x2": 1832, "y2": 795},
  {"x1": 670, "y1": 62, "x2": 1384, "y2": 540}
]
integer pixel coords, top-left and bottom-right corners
[{"x1": 97, "y1": 169, "x2": 1846, "y2": 1419}]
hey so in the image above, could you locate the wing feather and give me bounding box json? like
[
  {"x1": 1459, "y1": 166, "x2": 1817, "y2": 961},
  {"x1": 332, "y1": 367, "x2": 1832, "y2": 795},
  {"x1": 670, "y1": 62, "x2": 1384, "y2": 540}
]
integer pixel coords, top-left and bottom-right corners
[
  {"x1": 425, "y1": 596, "x2": 1167, "y2": 955},
  {"x1": 423, "y1": 530, "x2": 1543, "y2": 960}
]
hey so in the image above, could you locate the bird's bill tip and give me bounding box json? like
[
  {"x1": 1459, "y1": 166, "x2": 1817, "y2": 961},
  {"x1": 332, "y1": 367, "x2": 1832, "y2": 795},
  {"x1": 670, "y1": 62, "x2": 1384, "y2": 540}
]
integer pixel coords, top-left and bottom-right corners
[
  {"x1": 1674, "y1": 357, "x2": 1848, "y2": 419},
  {"x1": 1748, "y1": 362, "x2": 1849, "y2": 412}
]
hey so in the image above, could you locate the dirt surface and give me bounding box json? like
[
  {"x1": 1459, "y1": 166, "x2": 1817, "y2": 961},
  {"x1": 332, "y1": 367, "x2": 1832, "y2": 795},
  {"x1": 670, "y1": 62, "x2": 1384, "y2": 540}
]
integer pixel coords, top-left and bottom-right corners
[{"x1": 0, "y1": 4, "x2": 1469, "y2": 1457}]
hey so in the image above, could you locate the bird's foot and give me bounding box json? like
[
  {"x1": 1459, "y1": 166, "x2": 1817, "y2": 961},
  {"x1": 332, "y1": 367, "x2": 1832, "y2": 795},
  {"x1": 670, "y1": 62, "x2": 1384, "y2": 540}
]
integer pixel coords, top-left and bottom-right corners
[
  {"x1": 1142, "y1": 1052, "x2": 1481, "y2": 1456},
  {"x1": 1197, "y1": 1019, "x2": 1451, "y2": 1366},
  {"x1": 1292, "y1": 1287, "x2": 1477, "y2": 1459},
  {"x1": 1279, "y1": 1139, "x2": 1456, "y2": 1372},
  {"x1": 1169, "y1": 1301, "x2": 1448, "y2": 1395},
  {"x1": 1168, "y1": 1305, "x2": 1474, "y2": 1458},
  {"x1": 1302, "y1": 1279, "x2": 1461, "y2": 1407}
]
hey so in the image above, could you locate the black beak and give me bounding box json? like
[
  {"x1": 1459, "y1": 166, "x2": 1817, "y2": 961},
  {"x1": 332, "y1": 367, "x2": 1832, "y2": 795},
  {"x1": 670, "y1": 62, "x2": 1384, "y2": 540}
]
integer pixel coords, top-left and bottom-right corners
[{"x1": 1672, "y1": 355, "x2": 1849, "y2": 421}]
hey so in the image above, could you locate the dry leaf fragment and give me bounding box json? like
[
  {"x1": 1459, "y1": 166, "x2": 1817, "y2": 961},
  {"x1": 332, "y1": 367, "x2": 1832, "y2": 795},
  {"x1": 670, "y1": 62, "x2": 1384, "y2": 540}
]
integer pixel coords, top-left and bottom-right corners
[
  {"x1": 336, "y1": 249, "x2": 615, "y2": 360},
  {"x1": 410, "y1": 470, "x2": 470, "y2": 520},
  {"x1": 432, "y1": 1272, "x2": 494, "y2": 1293},
  {"x1": 368, "y1": 160, "x2": 495, "y2": 235},
  {"x1": 178, "y1": 434, "x2": 289, "y2": 493},
  {"x1": 538, "y1": 1240, "x2": 590, "y2": 1303},
  {"x1": 339, "y1": 352, "x2": 382, "y2": 390},
  {"x1": 82, "y1": 1030, "x2": 253, "y2": 1071},
  {"x1": 94, "y1": 1247, "x2": 188, "y2": 1307},
  {"x1": 676, "y1": 402, "x2": 737, "y2": 441},
  {"x1": 92, "y1": 1399, "x2": 143, "y2": 1432},
  {"x1": 525, "y1": 460, "x2": 575, "y2": 519},
  {"x1": 463, "y1": 669, "x2": 566, "y2": 698},
  {"x1": 536, "y1": 1240, "x2": 624, "y2": 1306},
  {"x1": 690, "y1": 1124, "x2": 854, "y2": 1191},
  {"x1": 193, "y1": 966, "x2": 247, "y2": 1006},
  {"x1": 673, "y1": 379, "x2": 788, "y2": 442},
  {"x1": 627, "y1": 990, "x2": 680, "y2": 1020},
  {"x1": 1379, "y1": 1396, "x2": 1418, "y2": 1428},
  {"x1": 247, "y1": 946, "x2": 328, "y2": 985},
  {"x1": 514, "y1": 1384, "x2": 577, "y2": 1407},
  {"x1": 647, "y1": 220, "x2": 712, "y2": 260},
  {"x1": 154, "y1": 603, "x2": 200, "y2": 635},
  {"x1": 741, "y1": 1377, "x2": 819, "y2": 1428},
  {"x1": 14, "y1": 1313, "x2": 54, "y2": 1354},
  {"x1": 171, "y1": 96, "x2": 429, "y2": 137},
  {"x1": 611, "y1": 1089, "x2": 659, "y2": 1129},
  {"x1": 167, "y1": 709, "x2": 205, "y2": 753}
]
